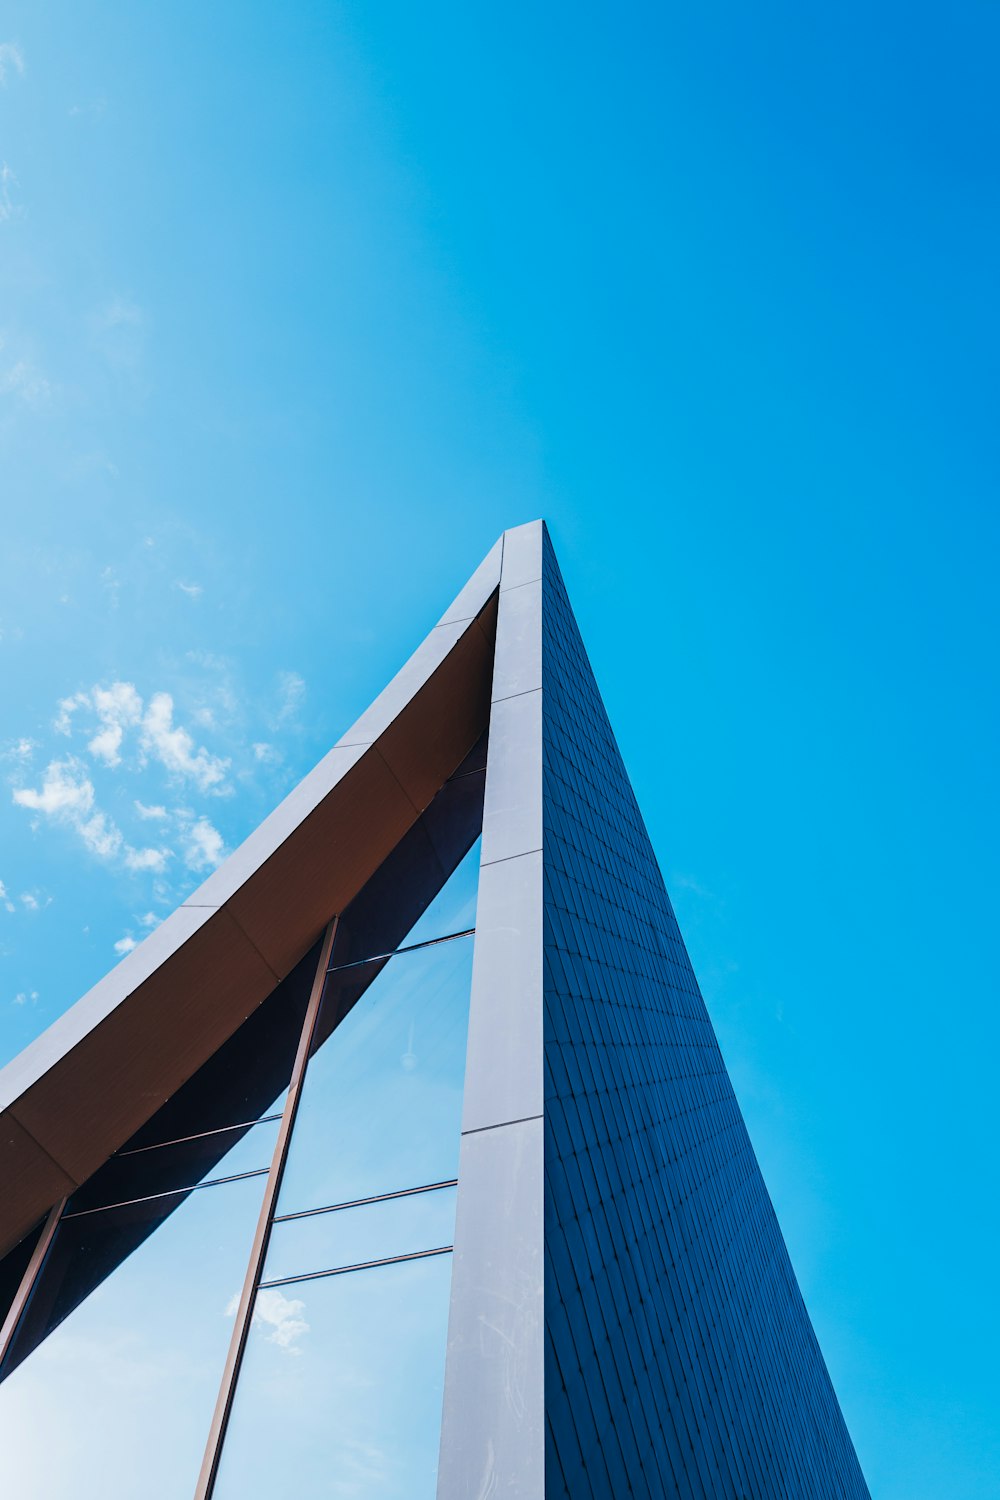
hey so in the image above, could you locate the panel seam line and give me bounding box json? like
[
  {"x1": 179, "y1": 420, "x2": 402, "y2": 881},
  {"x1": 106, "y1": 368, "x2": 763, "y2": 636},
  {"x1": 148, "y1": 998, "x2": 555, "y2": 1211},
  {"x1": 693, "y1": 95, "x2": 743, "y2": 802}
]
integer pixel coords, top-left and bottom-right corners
[
  {"x1": 481, "y1": 848, "x2": 543, "y2": 870},
  {"x1": 462, "y1": 1113, "x2": 543, "y2": 1137}
]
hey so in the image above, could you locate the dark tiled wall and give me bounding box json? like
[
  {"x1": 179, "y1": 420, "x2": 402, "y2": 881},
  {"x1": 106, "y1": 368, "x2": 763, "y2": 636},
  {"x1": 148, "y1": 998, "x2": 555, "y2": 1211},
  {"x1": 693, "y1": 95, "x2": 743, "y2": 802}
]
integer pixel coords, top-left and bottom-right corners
[{"x1": 541, "y1": 532, "x2": 868, "y2": 1498}]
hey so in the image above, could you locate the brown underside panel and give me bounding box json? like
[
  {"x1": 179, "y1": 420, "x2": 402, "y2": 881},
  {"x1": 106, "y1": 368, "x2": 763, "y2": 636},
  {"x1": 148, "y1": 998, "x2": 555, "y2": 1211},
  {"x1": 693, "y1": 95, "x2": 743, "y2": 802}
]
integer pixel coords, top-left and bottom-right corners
[{"x1": 0, "y1": 596, "x2": 497, "y2": 1260}]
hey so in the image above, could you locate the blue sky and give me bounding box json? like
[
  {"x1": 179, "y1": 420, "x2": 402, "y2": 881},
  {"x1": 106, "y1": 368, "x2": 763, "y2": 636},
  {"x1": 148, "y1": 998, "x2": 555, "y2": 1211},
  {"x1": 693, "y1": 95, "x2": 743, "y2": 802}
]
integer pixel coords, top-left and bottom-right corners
[{"x1": 0, "y1": 4, "x2": 997, "y2": 1495}]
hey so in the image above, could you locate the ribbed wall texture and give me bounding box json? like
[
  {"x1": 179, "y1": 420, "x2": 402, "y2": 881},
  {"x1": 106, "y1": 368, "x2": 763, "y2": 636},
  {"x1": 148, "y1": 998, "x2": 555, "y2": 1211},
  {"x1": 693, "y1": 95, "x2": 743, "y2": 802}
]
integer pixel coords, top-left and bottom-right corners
[{"x1": 540, "y1": 532, "x2": 868, "y2": 1498}]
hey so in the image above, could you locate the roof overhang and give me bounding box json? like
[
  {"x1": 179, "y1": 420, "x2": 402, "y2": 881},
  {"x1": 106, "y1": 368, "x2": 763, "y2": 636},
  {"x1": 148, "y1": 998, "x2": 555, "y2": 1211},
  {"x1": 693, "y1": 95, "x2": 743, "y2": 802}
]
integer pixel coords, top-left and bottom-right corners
[{"x1": 0, "y1": 539, "x2": 504, "y2": 1259}]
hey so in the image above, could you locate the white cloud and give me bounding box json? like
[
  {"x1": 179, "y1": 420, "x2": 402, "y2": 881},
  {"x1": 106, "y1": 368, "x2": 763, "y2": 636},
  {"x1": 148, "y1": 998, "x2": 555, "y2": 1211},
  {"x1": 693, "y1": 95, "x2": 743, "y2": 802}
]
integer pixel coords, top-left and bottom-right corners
[
  {"x1": 1, "y1": 356, "x2": 50, "y2": 404},
  {"x1": 68, "y1": 96, "x2": 107, "y2": 121},
  {"x1": 140, "y1": 692, "x2": 229, "y2": 793},
  {"x1": 12, "y1": 990, "x2": 38, "y2": 1007},
  {"x1": 0, "y1": 43, "x2": 25, "y2": 84},
  {"x1": 0, "y1": 162, "x2": 20, "y2": 223},
  {"x1": 55, "y1": 693, "x2": 87, "y2": 736},
  {"x1": 2, "y1": 737, "x2": 35, "y2": 762},
  {"x1": 13, "y1": 757, "x2": 126, "y2": 864},
  {"x1": 77, "y1": 809, "x2": 122, "y2": 860},
  {"x1": 174, "y1": 581, "x2": 203, "y2": 599},
  {"x1": 94, "y1": 297, "x2": 143, "y2": 330},
  {"x1": 138, "y1": 911, "x2": 161, "y2": 929},
  {"x1": 183, "y1": 817, "x2": 225, "y2": 871},
  {"x1": 276, "y1": 670, "x2": 306, "y2": 723},
  {"x1": 134, "y1": 800, "x2": 167, "y2": 820},
  {"x1": 0, "y1": 879, "x2": 14, "y2": 913},
  {"x1": 54, "y1": 682, "x2": 228, "y2": 791},
  {"x1": 123, "y1": 845, "x2": 169, "y2": 873},
  {"x1": 113, "y1": 935, "x2": 136, "y2": 956},
  {"x1": 87, "y1": 681, "x2": 143, "y2": 766},
  {"x1": 671, "y1": 872, "x2": 717, "y2": 901},
  {"x1": 11, "y1": 754, "x2": 178, "y2": 880},
  {"x1": 90, "y1": 297, "x2": 145, "y2": 381},
  {"x1": 14, "y1": 757, "x2": 95, "y2": 818},
  {"x1": 252, "y1": 741, "x2": 280, "y2": 765},
  {"x1": 228, "y1": 1287, "x2": 309, "y2": 1353},
  {"x1": 100, "y1": 565, "x2": 120, "y2": 608}
]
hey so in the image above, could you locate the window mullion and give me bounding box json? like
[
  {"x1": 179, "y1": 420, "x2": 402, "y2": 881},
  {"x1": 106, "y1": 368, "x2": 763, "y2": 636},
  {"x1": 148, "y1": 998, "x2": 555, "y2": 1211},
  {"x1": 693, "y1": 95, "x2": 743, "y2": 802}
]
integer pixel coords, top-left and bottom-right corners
[{"x1": 194, "y1": 916, "x2": 338, "y2": 1500}]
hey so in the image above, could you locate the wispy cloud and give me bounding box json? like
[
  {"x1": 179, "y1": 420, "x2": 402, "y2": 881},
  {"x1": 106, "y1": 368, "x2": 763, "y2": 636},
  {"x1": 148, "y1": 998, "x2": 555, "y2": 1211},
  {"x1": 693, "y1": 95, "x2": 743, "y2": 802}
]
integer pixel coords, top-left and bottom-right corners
[
  {"x1": 140, "y1": 692, "x2": 230, "y2": 793},
  {"x1": 228, "y1": 1286, "x2": 309, "y2": 1353},
  {"x1": 12, "y1": 757, "x2": 166, "y2": 873},
  {"x1": 14, "y1": 757, "x2": 95, "y2": 819},
  {"x1": 134, "y1": 800, "x2": 167, "y2": 820},
  {"x1": 88, "y1": 682, "x2": 143, "y2": 767},
  {"x1": 12, "y1": 990, "x2": 38, "y2": 1007},
  {"x1": 89, "y1": 296, "x2": 146, "y2": 379},
  {"x1": 68, "y1": 96, "x2": 107, "y2": 122},
  {"x1": 123, "y1": 845, "x2": 169, "y2": 873},
  {"x1": 55, "y1": 693, "x2": 87, "y2": 736},
  {"x1": 10, "y1": 662, "x2": 304, "y2": 900},
  {"x1": 174, "y1": 580, "x2": 203, "y2": 599},
  {"x1": 2, "y1": 737, "x2": 36, "y2": 763},
  {"x1": 93, "y1": 296, "x2": 142, "y2": 331},
  {"x1": 113, "y1": 935, "x2": 136, "y2": 956},
  {"x1": 54, "y1": 681, "x2": 230, "y2": 793},
  {"x1": 0, "y1": 162, "x2": 22, "y2": 223},
  {"x1": 671, "y1": 872, "x2": 718, "y2": 902},
  {"x1": 1, "y1": 355, "x2": 50, "y2": 404},
  {"x1": 0, "y1": 879, "x2": 14, "y2": 913},
  {"x1": 100, "y1": 564, "x2": 120, "y2": 608},
  {"x1": 275, "y1": 670, "x2": 306, "y2": 724},
  {"x1": 183, "y1": 816, "x2": 225, "y2": 871},
  {"x1": 0, "y1": 42, "x2": 25, "y2": 86}
]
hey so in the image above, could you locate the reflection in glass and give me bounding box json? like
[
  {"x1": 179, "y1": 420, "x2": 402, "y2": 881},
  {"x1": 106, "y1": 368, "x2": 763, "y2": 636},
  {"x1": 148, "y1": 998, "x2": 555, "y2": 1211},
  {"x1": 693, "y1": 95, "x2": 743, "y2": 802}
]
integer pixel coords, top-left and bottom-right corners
[
  {"x1": 278, "y1": 936, "x2": 474, "y2": 1215},
  {"x1": 0, "y1": 1175, "x2": 265, "y2": 1499},
  {"x1": 264, "y1": 1185, "x2": 457, "y2": 1283},
  {"x1": 122, "y1": 937, "x2": 321, "y2": 1155},
  {"x1": 395, "y1": 837, "x2": 481, "y2": 951},
  {"x1": 67, "y1": 1115, "x2": 280, "y2": 1214},
  {"x1": 0, "y1": 1219, "x2": 44, "y2": 1333},
  {"x1": 212, "y1": 1251, "x2": 454, "y2": 1500}
]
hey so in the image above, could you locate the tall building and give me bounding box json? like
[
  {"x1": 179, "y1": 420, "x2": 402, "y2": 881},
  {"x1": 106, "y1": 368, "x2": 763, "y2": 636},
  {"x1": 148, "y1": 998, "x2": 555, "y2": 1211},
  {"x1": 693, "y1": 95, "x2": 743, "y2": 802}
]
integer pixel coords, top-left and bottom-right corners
[{"x1": 0, "y1": 522, "x2": 868, "y2": 1498}]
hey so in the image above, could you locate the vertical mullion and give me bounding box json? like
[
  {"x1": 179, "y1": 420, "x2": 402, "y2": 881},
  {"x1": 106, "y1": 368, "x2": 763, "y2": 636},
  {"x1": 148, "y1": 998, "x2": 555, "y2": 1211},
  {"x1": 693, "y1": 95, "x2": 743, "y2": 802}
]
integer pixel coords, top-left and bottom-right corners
[
  {"x1": 0, "y1": 1195, "x2": 67, "y2": 1373},
  {"x1": 195, "y1": 918, "x2": 338, "y2": 1500}
]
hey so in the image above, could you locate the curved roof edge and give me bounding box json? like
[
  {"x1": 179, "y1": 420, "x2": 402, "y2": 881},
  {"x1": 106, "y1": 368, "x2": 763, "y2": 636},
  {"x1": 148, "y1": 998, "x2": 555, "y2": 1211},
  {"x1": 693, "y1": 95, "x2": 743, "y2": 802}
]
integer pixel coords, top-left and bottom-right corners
[{"x1": 0, "y1": 529, "x2": 518, "y2": 1259}]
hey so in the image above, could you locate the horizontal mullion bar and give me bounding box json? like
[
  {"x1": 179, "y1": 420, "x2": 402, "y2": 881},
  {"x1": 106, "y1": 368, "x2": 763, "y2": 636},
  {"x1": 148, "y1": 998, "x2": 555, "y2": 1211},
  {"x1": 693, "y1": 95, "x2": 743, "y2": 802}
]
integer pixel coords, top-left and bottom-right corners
[
  {"x1": 273, "y1": 1177, "x2": 458, "y2": 1224},
  {"x1": 117, "y1": 1113, "x2": 283, "y2": 1157},
  {"x1": 63, "y1": 1166, "x2": 271, "y2": 1219},
  {"x1": 259, "y1": 1243, "x2": 453, "y2": 1290},
  {"x1": 327, "y1": 928, "x2": 475, "y2": 974}
]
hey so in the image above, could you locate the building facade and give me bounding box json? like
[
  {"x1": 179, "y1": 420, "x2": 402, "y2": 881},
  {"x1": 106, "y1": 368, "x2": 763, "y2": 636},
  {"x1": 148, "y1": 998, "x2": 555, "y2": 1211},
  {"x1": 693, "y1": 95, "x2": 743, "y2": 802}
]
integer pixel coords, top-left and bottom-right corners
[{"x1": 0, "y1": 522, "x2": 868, "y2": 1497}]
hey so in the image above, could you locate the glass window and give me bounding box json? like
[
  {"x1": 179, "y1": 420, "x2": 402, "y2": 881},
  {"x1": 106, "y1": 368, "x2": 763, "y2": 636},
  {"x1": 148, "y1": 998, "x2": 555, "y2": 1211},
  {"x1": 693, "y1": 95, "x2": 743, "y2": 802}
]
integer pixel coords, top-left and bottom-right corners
[
  {"x1": 212, "y1": 1251, "x2": 454, "y2": 1500},
  {"x1": 67, "y1": 1115, "x2": 280, "y2": 1214},
  {"x1": 395, "y1": 837, "x2": 481, "y2": 950},
  {"x1": 0, "y1": 1219, "x2": 44, "y2": 1332},
  {"x1": 264, "y1": 1184, "x2": 457, "y2": 1284},
  {"x1": 119, "y1": 939, "x2": 322, "y2": 1156},
  {"x1": 278, "y1": 934, "x2": 474, "y2": 1215},
  {"x1": 0, "y1": 1174, "x2": 265, "y2": 1499}
]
